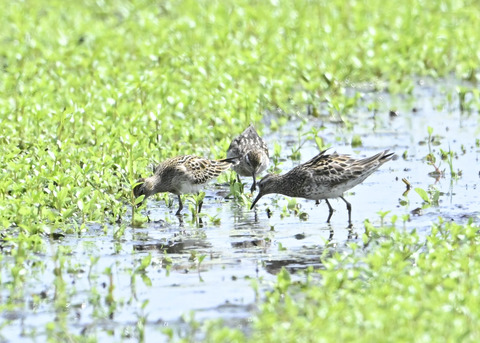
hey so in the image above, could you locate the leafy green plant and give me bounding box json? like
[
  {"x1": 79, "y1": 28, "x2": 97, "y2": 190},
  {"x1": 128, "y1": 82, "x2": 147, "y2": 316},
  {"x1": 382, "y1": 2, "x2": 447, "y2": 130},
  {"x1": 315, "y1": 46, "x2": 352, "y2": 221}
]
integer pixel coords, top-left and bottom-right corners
[
  {"x1": 270, "y1": 142, "x2": 283, "y2": 173},
  {"x1": 424, "y1": 126, "x2": 443, "y2": 177},
  {"x1": 228, "y1": 174, "x2": 251, "y2": 207},
  {"x1": 197, "y1": 254, "x2": 206, "y2": 282},
  {"x1": 439, "y1": 147, "x2": 460, "y2": 178},
  {"x1": 2, "y1": 0, "x2": 480, "y2": 340},
  {"x1": 377, "y1": 210, "x2": 391, "y2": 226},
  {"x1": 189, "y1": 192, "x2": 206, "y2": 218},
  {"x1": 414, "y1": 186, "x2": 440, "y2": 206},
  {"x1": 195, "y1": 220, "x2": 480, "y2": 342},
  {"x1": 351, "y1": 134, "x2": 363, "y2": 148},
  {"x1": 456, "y1": 86, "x2": 480, "y2": 112},
  {"x1": 303, "y1": 126, "x2": 329, "y2": 151},
  {"x1": 135, "y1": 254, "x2": 152, "y2": 274}
]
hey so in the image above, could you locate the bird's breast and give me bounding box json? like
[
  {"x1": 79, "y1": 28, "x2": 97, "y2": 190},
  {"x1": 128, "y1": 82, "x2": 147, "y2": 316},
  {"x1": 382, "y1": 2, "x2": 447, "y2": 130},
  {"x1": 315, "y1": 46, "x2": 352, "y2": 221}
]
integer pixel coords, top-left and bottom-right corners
[{"x1": 176, "y1": 181, "x2": 204, "y2": 194}]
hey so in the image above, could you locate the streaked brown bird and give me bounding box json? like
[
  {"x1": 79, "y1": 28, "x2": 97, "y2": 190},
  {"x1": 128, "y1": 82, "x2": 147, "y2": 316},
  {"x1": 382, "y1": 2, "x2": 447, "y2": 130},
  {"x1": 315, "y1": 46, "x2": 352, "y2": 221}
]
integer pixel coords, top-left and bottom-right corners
[
  {"x1": 250, "y1": 149, "x2": 394, "y2": 224},
  {"x1": 134, "y1": 155, "x2": 237, "y2": 215},
  {"x1": 227, "y1": 124, "x2": 269, "y2": 192}
]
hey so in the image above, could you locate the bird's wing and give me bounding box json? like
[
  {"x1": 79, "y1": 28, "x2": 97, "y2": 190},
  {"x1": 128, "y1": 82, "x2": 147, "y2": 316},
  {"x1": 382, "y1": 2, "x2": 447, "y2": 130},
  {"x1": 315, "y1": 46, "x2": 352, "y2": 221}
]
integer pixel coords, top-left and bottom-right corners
[
  {"x1": 297, "y1": 150, "x2": 361, "y2": 187},
  {"x1": 183, "y1": 156, "x2": 233, "y2": 184}
]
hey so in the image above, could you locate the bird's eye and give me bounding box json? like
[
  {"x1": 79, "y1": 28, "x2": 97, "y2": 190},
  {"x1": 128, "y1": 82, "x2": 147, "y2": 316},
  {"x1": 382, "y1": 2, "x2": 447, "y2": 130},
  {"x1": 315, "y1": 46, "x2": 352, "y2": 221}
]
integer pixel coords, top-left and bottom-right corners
[{"x1": 133, "y1": 184, "x2": 143, "y2": 197}]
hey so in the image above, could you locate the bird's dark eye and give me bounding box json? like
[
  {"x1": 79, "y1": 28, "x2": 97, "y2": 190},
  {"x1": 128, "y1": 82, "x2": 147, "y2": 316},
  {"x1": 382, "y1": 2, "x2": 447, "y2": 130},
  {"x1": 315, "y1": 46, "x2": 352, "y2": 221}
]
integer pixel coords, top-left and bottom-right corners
[
  {"x1": 133, "y1": 178, "x2": 146, "y2": 198},
  {"x1": 133, "y1": 184, "x2": 144, "y2": 197}
]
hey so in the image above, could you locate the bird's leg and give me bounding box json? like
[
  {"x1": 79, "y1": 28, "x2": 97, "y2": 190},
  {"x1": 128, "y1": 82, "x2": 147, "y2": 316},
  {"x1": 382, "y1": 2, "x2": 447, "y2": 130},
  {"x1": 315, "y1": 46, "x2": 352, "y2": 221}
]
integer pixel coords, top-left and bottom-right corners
[
  {"x1": 339, "y1": 196, "x2": 352, "y2": 225},
  {"x1": 195, "y1": 192, "x2": 205, "y2": 214},
  {"x1": 236, "y1": 174, "x2": 241, "y2": 183},
  {"x1": 325, "y1": 199, "x2": 334, "y2": 223},
  {"x1": 328, "y1": 228, "x2": 334, "y2": 243},
  {"x1": 177, "y1": 215, "x2": 184, "y2": 226},
  {"x1": 315, "y1": 200, "x2": 320, "y2": 205},
  {"x1": 347, "y1": 225, "x2": 356, "y2": 239},
  {"x1": 175, "y1": 195, "x2": 183, "y2": 216},
  {"x1": 250, "y1": 173, "x2": 257, "y2": 192}
]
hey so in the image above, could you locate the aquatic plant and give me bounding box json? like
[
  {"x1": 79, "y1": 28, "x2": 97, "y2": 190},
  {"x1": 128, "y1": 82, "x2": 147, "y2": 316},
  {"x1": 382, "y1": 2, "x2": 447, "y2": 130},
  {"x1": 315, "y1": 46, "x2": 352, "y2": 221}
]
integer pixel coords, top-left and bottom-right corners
[
  {"x1": 195, "y1": 220, "x2": 480, "y2": 342},
  {"x1": 1, "y1": 0, "x2": 480, "y2": 340}
]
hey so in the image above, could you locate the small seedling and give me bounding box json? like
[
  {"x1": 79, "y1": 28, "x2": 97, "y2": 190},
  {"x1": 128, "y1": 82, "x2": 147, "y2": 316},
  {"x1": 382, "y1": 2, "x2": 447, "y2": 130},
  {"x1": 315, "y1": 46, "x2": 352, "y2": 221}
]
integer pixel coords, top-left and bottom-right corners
[
  {"x1": 424, "y1": 127, "x2": 443, "y2": 177},
  {"x1": 351, "y1": 134, "x2": 362, "y2": 148},
  {"x1": 377, "y1": 210, "x2": 391, "y2": 226}
]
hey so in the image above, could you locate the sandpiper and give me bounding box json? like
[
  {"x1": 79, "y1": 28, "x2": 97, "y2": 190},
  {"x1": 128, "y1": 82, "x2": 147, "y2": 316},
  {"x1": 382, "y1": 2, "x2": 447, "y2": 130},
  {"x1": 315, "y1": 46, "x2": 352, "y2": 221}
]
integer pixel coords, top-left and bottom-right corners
[
  {"x1": 134, "y1": 155, "x2": 237, "y2": 215},
  {"x1": 227, "y1": 124, "x2": 269, "y2": 192},
  {"x1": 250, "y1": 149, "x2": 394, "y2": 224}
]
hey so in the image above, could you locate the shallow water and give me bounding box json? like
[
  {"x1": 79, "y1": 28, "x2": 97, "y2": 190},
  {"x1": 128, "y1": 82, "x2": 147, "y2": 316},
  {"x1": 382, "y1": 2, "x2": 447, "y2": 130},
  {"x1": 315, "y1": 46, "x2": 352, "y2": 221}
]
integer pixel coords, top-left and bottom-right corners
[{"x1": 2, "y1": 80, "x2": 480, "y2": 342}]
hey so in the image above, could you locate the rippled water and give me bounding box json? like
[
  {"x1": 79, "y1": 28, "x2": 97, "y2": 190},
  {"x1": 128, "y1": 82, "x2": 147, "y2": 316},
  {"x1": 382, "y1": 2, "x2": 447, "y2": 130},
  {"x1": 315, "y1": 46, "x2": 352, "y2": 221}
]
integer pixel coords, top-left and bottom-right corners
[{"x1": 2, "y1": 80, "x2": 480, "y2": 342}]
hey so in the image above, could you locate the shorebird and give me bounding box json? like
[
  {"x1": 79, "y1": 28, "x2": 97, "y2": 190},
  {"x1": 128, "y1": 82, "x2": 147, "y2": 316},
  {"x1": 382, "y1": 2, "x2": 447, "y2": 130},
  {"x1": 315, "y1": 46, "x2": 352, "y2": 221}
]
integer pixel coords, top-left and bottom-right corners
[
  {"x1": 227, "y1": 124, "x2": 269, "y2": 192},
  {"x1": 250, "y1": 149, "x2": 394, "y2": 224},
  {"x1": 134, "y1": 155, "x2": 237, "y2": 215}
]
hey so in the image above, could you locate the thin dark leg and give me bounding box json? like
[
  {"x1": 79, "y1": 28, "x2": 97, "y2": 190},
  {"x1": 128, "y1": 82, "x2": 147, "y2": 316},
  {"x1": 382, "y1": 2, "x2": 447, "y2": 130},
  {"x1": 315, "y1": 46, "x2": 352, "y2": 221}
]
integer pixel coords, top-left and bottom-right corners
[
  {"x1": 315, "y1": 200, "x2": 320, "y2": 205},
  {"x1": 347, "y1": 226, "x2": 357, "y2": 239},
  {"x1": 198, "y1": 200, "x2": 203, "y2": 214},
  {"x1": 177, "y1": 215, "x2": 184, "y2": 225},
  {"x1": 175, "y1": 195, "x2": 183, "y2": 216},
  {"x1": 328, "y1": 228, "x2": 334, "y2": 242},
  {"x1": 236, "y1": 174, "x2": 241, "y2": 183},
  {"x1": 339, "y1": 196, "x2": 352, "y2": 225},
  {"x1": 250, "y1": 173, "x2": 257, "y2": 192},
  {"x1": 325, "y1": 199, "x2": 334, "y2": 223}
]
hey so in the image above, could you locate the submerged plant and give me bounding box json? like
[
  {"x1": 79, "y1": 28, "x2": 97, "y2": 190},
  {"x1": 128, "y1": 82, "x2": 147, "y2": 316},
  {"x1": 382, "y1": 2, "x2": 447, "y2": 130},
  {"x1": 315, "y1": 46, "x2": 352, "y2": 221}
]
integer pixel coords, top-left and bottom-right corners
[
  {"x1": 439, "y1": 147, "x2": 460, "y2": 178},
  {"x1": 424, "y1": 127, "x2": 443, "y2": 178}
]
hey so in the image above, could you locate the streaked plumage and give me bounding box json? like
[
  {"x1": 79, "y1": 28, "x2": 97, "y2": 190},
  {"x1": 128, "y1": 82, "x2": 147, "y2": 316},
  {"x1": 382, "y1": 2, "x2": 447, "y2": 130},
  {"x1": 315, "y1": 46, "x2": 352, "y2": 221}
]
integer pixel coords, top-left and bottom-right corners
[
  {"x1": 250, "y1": 149, "x2": 394, "y2": 224},
  {"x1": 134, "y1": 155, "x2": 237, "y2": 215},
  {"x1": 227, "y1": 124, "x2": 269, "y2": 192}
]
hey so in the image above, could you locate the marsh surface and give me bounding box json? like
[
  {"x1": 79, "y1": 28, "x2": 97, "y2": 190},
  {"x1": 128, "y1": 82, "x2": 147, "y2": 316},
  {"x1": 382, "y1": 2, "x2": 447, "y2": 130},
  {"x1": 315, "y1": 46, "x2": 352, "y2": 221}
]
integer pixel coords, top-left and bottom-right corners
[{"x1": 2, "y1": 81, "x2": 479, "y2": 342}]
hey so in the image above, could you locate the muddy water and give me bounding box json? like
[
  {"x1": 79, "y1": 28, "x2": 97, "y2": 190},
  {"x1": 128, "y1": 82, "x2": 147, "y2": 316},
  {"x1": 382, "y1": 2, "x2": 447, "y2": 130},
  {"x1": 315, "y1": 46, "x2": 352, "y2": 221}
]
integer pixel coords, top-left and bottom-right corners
[{"x1": 2, "y1": 80, "x2": 480, "y2": 342}]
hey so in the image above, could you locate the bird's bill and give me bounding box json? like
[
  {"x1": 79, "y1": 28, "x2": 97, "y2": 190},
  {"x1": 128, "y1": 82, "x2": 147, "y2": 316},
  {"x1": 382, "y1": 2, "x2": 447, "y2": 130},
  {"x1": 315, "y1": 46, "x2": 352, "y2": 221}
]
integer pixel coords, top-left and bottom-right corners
[
  {"x1": 250, "y1": 192, "x2": 264, "y2": 210},
  {"x1": 134, "y1": 194, "x2": 146, "y2": 208}
]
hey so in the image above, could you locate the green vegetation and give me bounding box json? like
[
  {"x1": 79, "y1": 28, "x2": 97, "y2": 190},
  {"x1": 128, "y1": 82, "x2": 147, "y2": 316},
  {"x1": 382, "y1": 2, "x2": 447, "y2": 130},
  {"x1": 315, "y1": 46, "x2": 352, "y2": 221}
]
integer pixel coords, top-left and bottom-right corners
[
  {"x1": 1, "y1": 0, "x2": 480, "y2": 341},
  {"x1": 192, "y1": 219, "x2": 480, "y2": 342}
]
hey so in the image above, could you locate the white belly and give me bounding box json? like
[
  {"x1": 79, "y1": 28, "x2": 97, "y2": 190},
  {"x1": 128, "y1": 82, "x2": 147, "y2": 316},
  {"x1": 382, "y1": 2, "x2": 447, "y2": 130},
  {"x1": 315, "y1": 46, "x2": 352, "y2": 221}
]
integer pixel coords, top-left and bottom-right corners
[{"x1": 177, "y1": 182, "x2": 204, "y2": 194}]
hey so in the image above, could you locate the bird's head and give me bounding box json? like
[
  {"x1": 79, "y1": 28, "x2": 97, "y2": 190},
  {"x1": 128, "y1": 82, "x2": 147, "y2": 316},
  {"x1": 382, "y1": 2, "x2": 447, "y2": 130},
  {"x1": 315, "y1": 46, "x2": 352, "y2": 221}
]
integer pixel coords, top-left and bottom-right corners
[
  {"x1": 248, "y1": 149, "x2": 268, "y2": 171},
  {"x1": 250, "y1": 173, "x2": 279, "y2": 209},
  {"x1": 133, "y1": 178, "x2": 150, "y2": 207}
]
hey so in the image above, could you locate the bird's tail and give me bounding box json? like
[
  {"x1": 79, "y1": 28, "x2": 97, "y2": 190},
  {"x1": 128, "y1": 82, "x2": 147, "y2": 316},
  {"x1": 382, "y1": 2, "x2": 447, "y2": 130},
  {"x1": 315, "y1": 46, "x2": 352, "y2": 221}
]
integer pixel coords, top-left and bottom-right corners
[
  {"x1": 379, "y1": 150, "x2": 395, "y2": 164},
  {"x1": 360, "y1": 150, "x2": 395, "y2": 166}
]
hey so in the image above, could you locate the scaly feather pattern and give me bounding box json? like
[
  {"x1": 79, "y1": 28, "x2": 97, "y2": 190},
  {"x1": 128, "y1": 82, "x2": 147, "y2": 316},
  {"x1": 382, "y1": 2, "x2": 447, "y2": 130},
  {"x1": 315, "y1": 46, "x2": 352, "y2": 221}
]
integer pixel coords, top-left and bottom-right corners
[
  {"x1": 227, "y1": 124, "x2": 269, "y2": 192},
  {"x1": 251, "y1": 149, "x2": 394, "y2": 224},
  {"x1": 134, "y1": 155, "x2": 236, "y2": 215}
]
